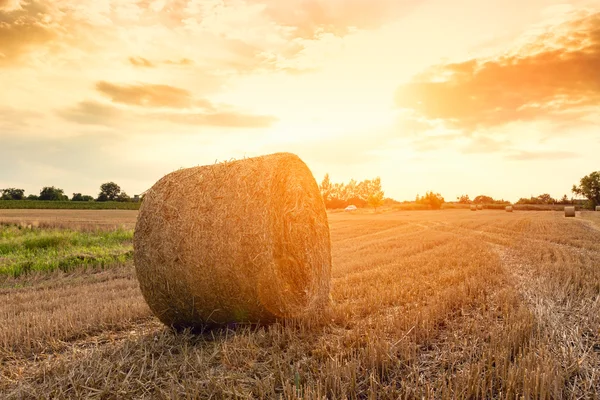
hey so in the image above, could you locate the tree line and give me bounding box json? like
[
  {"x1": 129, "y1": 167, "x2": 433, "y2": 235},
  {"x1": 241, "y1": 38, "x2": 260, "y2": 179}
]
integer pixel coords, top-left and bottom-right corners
[
  {"x1": 0, "y1": 182, "x2": 137, "y2": 202},
  {"x1": 319, "y1": 174, "x2": 385, "y2": 210},
  {"x1": 319, "y1": 171, "x2": 600, "y2": 210}
]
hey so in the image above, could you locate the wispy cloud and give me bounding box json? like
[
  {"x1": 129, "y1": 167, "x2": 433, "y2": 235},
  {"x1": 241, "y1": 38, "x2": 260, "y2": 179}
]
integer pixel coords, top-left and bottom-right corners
[
  {"x1": 58, "y1": 101, "x2": 123, "y2": 127},
  {"x1": 246, "y1": 0, "x2": 423, "y2": 39},
  {"x1": 96, "y1": 81, "x2": 195, "y2": 109},
  {"x1": 128, "y1": 56, "x2": 154, "y2": 68}
]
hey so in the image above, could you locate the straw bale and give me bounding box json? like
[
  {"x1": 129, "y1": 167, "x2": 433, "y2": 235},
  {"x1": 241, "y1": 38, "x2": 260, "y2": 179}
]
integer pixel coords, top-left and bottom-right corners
[
  {"x1": 564, "y1": 206, "x2": 576, "y2": 217},
  {"x1": 134, "y1": 152, "x2": 332, "y2": 329},
  {"x1": 506, "y1": 206, "x2": 513, "y2": 212},
  {"x1": 470, "y1": 205, "x2": 477, "y2": 211}
]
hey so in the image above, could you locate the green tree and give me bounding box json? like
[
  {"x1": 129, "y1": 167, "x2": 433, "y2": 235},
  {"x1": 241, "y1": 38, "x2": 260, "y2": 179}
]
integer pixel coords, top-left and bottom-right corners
[
  {"x1": 1, "y1": 188, "x2": 25, "y2": 200},
  {"x1": 116, "y1": 192, "x2": 131, "y2": 202},
  {"x1": 572, "y1": 171, "x2": 600, "y2": 208},
  {"x1": 97, "y1": 182, "x2": 121, "y2": 202},
  {"x1": 39, "y1": 186, "x2": 68, "y2": 201},
  {"x1": 72, "y1": 193, "x2": 94, "y2": 201},
  {"x1": 26, "y1": 194, "x2": 39, "y2": 200}
]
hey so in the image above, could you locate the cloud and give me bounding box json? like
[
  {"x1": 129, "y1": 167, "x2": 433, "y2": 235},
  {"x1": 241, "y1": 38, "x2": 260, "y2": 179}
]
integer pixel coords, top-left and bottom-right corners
[
  {"x1": 0, "y1": 0, "x2": 20, "y2": 12},
  {"x1": 128, "y1": 56, "x2": 154, "y2": 68},
  {"x1": 96, "y1": 81, "x2": 195, "y2": 108},
  {"x1": 58, "y1": 101, "x2": 123, "y2": 126},
  {"x1": 58, "y1": 95, "x2": 276, "y2": 129},
  {"x1": 0, "y1": 106, "x2": 43, "y2": 128},
  {"x1": 0, "y1": 1, "x2": 58, "y2": 66},
  {"x1": 245, "y1": 0, "x2": 422, "y2": 39},
  {"x1": 395, "y1": 11, "x2": 600, "y2": 130},
  {"x1": 164, "y1": 58, "x2": 194, "y2": 66},
  {"x1": 505, "y1": 150, "x2": 578, "y2": 161}
]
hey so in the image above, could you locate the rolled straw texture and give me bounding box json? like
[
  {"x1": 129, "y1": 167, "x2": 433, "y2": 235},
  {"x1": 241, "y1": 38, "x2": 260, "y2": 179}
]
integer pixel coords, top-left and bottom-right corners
[{"x1": 134, "y1": 153, "x2": 332, "y2": 329}]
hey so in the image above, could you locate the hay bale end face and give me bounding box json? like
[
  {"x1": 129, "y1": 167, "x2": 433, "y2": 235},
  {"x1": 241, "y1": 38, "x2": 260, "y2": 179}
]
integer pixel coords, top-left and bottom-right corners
[
  {"x1": 564, "y1": 206, "x2": 576, "y2": 217},
  {"x1": 134, "y1": 152, "x2": 332, "y2": 329},
  {"x1": 476, "y1": 204, "x2": 483, "y2": 210},
  {"x1": 470, "y1": 205, "x2": 477, "y2": 211},
  {"x1": 506, "y1": 206, "x2": 513, "y2": 212},
  {"x1": 596, "y1": 206, "x2": 600, "y2": 211}
]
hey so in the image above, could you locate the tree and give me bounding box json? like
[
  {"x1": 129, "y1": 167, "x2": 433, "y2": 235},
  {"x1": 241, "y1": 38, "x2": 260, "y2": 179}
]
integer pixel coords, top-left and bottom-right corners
[
  {"x1": 457, "y1": 194, "x2": 471, "y2": 204},
  {"x1": 1, "y1": 188, "x2": 25, "y2": 200},
  {"x1": 536, "y1": 193, "x2": 555, "y2": 204},
  {"x1": 558, "y1": 194, "x2": 571, "y2": 205},
  {"x1": 473, "y1": 195, "x2": 494, "y2": 204},
  {"x1": 97, "y1": 182, "x2": 121, "y2": 202},
  {"x1": 417, "y1": 191, "x2": 445, "y2": 210},
  {"x1": 572, "y1": 171, "x2": 600, "y2": 208},
  {"x1": 368, "y1": 192, "x2": 384, "y2": 211},
  {"x1": 26, "y1": 194, "x2": 39, "y2": 200},
  {"x1": 319, "y1": 174, "x2": 333, "y2": 204},
  {"x1": 39, "y1": 186, "x2": 68, "y2": 201},
  {"x1": 116, "y1": 192, "x2": 131, "y2": 202},
  {"x1": 72, "y1": 193, "x2": 94, "y2": 202}
]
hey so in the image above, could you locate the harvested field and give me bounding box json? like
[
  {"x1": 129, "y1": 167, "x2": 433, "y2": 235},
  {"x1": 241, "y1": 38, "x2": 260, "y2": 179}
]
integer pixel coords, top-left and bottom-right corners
[
  {"x1": 0, "y1": 210, "x2": 138, "y2": 230},
  {"x1": 1, "y1": 209, "x2": 599, "y2": 399}
]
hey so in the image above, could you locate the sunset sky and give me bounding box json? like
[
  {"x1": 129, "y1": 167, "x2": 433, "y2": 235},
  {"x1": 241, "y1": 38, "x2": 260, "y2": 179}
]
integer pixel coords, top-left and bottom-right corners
[{"x1": 1, "y1": 0, "x2": 599, "y2": 202}]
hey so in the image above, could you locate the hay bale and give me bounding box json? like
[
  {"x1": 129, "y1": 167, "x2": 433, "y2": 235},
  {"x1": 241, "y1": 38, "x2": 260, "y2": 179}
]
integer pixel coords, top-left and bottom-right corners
[
  {"x1": 596, "y1": 206, "x2": 600, "y2": 211},
  {"x1": 564, "y1": 206, "x2": 576, "y2": 217},
  {"x1": 134, "y1": 152, "x2": 332, "y2": 329},
  {"x1": 506, "y1": 206, "x2": 513, "y2": 212},
  {"x1": 476, "y1": 204, "x2": 483, "y2": 210},
  {"x1": 470, "y1": 205, "x2": 477, "y2": 211}
]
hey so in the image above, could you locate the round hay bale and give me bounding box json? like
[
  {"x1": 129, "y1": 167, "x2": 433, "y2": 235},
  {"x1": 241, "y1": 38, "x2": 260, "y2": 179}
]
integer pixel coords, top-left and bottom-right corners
[
  {"x1": 506, "y1": 206, "x2": 513, "y2": 212},
  {"x1": 476, "y1": 204, "x2": 483, "y2": 210},
  {"x1": 564, "y1": 206, "x2": 576, "y2": 217},
  {"x1": 596, "y1": 206, "x2": 600, "y2": 211},
  {"x1": 134, "y1": 152, "x2": 332, "y2": 329},
  {"x1": 470, "y1": 205, "x2": 477, "y2": 211}
]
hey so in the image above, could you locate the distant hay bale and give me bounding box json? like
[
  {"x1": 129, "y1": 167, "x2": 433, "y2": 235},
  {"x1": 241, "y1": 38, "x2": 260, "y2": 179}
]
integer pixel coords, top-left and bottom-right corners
[
  {"x1": 134, "y1": 152, "x2": 332, "y2": 329},
  {"x1": 596, "y1": 206, "x2": 600, "y2": 211},
  {"x1": 506, "y1": 206, "x2": 513, "y2": 212},
  {"x1": 470, "y1": 205, "x2": 477, "y2": 211},
  {"x1": 476, "y1": 204, "x2": 483, "y2": 210},
  {"x1": 564, "y1": 206, "x2": 576, "y2": 217}
]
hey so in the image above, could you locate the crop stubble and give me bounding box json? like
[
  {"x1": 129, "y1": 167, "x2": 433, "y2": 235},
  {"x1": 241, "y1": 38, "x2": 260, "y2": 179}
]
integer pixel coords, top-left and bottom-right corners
[{"x1": 0, "y1": 209, "x2": 599, "y2": 399}]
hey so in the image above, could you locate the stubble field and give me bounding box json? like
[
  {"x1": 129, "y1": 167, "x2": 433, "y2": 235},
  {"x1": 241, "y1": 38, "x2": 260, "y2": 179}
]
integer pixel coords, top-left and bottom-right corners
[{"x1": 0, "y1": 209, "x2": 599, "y2": 399}]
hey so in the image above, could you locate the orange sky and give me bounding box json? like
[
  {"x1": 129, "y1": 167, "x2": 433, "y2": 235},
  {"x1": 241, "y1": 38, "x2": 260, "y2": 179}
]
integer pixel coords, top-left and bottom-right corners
[{"x1": 1, "y1": 0, "x2": 599, "y2": 202}]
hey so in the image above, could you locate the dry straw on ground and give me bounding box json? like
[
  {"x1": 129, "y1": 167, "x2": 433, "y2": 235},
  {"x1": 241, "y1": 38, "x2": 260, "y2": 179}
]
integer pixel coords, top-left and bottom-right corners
[
  {"x1": 470, "y1": 205, "x2": 477, "y2": 211},
  {"x1": 506, "y1": 206, "x2": 513, "y2": 212},
  {"x1": 564, "y1": 206, "x2": 576, "y2": 217},
  {"x1": 134, "y1": 152, "x2": 332, "y2": 330}
]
